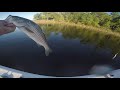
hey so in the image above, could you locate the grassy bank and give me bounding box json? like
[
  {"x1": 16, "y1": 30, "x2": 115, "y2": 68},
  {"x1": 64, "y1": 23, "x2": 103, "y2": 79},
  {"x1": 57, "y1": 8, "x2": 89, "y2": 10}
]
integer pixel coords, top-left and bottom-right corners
[{"x1": 34, "y1": 20, "x2": 120, "y2": 38}]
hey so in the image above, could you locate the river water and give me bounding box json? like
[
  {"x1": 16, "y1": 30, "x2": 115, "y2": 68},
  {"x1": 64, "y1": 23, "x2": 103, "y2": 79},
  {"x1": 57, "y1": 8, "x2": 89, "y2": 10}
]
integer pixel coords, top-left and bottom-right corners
[{"x1": 0, "y1": 24, "x2": 119, "y2": 77}]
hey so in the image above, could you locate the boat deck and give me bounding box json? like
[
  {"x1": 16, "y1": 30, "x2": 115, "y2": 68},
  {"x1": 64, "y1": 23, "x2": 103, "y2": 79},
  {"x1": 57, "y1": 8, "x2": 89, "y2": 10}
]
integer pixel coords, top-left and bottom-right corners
[{"x1": 0, "y1": 65, "x2": 119, "y2": 78}]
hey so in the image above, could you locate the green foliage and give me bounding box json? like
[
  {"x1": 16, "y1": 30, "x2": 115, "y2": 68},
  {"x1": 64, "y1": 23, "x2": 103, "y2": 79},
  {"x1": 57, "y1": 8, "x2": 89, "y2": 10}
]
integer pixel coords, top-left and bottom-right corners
[
  {"x1": 34, "y1": 12, "x2": 120, "y2": 31},
  {"x1": 33, "y1": 13, "x2": 41, "y2": 20},
  {"x1": 111, "y1": 16, "x2": 120, "y2": 31},
  {"x1": 111, "y1": 12, "x2": 120, "y2": 19},
  {"x1": 110, "y1": 12, "x2": 120, "y2": 31}
]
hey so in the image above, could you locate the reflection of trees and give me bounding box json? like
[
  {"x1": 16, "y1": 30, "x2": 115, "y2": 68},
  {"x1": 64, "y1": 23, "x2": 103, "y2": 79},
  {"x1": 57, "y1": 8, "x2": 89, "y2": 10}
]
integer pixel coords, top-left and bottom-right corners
[
  {"x1": 41, "y1": 24, "x2": 80, "y2": 39},
  {"x1": 40, "y1": 24, "x2": 120, "y2": 55}
]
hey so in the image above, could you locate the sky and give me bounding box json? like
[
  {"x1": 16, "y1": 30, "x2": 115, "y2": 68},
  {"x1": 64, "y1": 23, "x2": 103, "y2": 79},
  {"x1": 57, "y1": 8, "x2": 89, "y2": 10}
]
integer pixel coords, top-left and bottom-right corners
[
  {"x1": 0, "y1": 12, "x2": 40, "y2": 20},
  {"x1": 0, "y1": 12, "x2": 112, "y2": 21}
]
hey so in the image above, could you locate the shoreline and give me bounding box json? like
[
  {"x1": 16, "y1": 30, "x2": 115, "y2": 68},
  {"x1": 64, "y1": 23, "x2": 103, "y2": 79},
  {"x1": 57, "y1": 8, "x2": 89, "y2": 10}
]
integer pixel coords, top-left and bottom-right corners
[{"x1": 34, "y1": 20, "x2": 120, "y2": 38}]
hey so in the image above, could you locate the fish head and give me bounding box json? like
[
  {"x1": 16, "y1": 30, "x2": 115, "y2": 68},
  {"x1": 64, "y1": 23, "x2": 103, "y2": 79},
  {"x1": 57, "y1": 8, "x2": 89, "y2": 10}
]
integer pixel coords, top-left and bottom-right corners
[
  {"x1": 5, "y1": 15, "x2": 26, "y2": 27},
  {"x1": 5, "y1": 15, "x2": 14, "y2": 23}
]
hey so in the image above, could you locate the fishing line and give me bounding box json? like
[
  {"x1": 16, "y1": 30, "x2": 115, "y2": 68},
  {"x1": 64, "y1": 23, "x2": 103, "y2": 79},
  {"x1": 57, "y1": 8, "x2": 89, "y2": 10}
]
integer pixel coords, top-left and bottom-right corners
[{"x1": 112, "y1": 50, "x2": 120, "y2": 60}]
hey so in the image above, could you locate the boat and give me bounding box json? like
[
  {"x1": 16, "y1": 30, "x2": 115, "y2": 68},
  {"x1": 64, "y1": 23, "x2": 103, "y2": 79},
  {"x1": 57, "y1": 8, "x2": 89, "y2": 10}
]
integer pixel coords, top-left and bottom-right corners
[
  {"x1": 0, "y1": 65, "x2": 54, "y2": 78},
  {"x1": 0, "y1": 65, "x2": 119, "y2": 78}
]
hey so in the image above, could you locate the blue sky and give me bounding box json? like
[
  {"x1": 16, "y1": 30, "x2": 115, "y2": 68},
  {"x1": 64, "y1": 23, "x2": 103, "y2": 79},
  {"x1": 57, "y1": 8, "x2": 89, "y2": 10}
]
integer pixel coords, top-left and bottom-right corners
[
  {"x1": 0, "y1": 12, "x2": 112, "y2": 20},
  {"x1": 0, "y1": 12, "x2": 40, "y2": 20}
]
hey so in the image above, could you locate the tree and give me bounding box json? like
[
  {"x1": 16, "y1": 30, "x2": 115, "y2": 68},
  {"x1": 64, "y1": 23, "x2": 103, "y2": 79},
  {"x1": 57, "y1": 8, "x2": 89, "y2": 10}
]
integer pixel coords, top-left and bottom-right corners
[
  {"x1": 110, "y1": 16, "x2": 120, "y2": 31},
  {"x1": 110, "y1": 12, "x2": 120, "y2": 31},
  {"x1": 111, "y1": 12, "x2": 120, "y2": 19},
  {"x1": 33, "y1": 13, "x2": 41, "y2": 20},
  {"x1": 33, "y1": 12, "x2": 120, "y2": 31},
  {"x1": 93, "y1": 12, "x2": 112, "y2": 28}
]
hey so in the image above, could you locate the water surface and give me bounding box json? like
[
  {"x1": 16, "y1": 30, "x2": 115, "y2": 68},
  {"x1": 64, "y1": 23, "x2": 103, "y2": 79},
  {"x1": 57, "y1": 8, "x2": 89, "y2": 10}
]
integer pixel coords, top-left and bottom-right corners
[{"x1": 0, "y1": 24, "x2": 119, "y2": 77}]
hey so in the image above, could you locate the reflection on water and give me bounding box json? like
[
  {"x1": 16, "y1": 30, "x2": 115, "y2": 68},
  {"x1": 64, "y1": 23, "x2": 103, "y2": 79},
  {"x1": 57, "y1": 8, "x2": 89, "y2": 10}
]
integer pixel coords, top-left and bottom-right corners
[
  {"x1": 0, "y1": 24, "x2": 120, "y2": 77},
  {"x1": 42, "y1": 24, "x2": 120, "y2": 55}
]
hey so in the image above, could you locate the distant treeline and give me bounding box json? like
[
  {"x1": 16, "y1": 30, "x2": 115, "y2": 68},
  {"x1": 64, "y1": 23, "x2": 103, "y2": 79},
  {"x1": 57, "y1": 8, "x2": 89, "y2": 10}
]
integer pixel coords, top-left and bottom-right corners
[{"x1": 33, "y1": 12, "x2": 120, "y2": 31}]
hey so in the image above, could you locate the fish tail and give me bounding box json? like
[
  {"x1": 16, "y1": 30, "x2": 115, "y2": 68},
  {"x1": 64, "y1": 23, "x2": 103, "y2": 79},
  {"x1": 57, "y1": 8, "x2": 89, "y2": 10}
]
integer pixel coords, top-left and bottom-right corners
[{"x1": 45, "y1": 47, "x2": 52, "y2": 56}]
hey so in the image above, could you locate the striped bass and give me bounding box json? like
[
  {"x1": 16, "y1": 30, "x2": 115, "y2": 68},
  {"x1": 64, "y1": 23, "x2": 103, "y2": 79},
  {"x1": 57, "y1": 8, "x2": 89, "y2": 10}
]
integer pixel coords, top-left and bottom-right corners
[{"x1": 5, "y1": 15, "x2": 52, "y2": 56}]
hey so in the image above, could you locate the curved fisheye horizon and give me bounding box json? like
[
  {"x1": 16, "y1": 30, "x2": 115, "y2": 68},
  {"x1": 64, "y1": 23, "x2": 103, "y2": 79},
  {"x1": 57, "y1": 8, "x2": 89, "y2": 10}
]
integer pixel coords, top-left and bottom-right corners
[{"x1": 0, "y1": 12, "x2": 120, "y2": 78}]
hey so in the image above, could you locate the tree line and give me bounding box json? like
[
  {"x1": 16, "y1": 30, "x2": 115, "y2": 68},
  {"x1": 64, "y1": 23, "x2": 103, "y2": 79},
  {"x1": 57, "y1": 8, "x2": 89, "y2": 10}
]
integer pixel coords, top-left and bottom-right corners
[{"x1": 33, "y1": 12, "x2": 120, "y2": 31}]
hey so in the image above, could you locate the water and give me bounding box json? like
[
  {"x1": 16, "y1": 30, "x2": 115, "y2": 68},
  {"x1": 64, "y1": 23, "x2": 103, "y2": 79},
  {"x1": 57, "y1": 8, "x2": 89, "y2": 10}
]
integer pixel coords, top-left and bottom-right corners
[{"x1": 0, "y1": 24, "x2": 120, "y2": 77}]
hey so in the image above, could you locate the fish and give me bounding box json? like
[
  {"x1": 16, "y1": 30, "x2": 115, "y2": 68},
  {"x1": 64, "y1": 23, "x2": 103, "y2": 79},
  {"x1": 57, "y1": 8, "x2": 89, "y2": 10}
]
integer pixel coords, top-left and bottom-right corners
[{"x1": 5, "y1": 15, "x2": 52, "y2": 56}]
